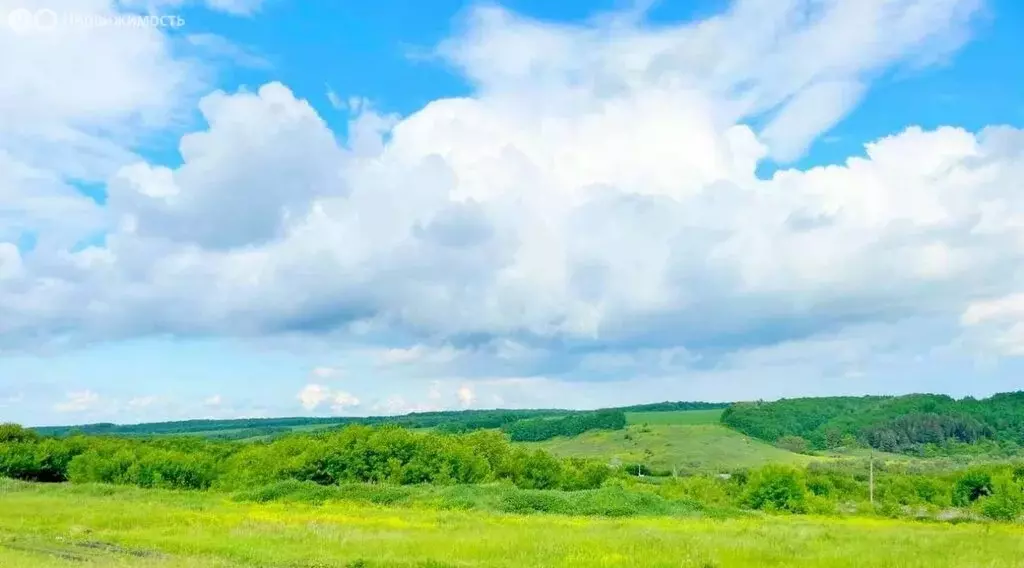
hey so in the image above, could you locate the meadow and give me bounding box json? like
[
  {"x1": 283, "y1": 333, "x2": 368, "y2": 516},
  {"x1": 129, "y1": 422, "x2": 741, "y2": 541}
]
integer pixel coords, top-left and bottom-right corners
[
  {"x1": 526, "y1": 422, "x2": 818, "y2": 473},
  {"x1": 2, "y1": 481, "x2": 1023, "y2": 568},
  {"x1": 6, "y1": 397, "x2": 1024, "y2": 567},
  {"x1": 625, "y1": 409, "x2": 724, "y2": 425}
]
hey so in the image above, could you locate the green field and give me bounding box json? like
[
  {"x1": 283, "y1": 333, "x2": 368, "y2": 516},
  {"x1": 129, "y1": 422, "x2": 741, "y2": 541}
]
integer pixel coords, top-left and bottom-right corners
[
  {"x1": 625, "y1": 409, "x2": 724, "y2": 425},
  {"x1": 523, "y1": 423, "x2": 818, "y2": 473},
  {"x1": 1, "y1": 482, "x2": 1021, "y2": 568}
]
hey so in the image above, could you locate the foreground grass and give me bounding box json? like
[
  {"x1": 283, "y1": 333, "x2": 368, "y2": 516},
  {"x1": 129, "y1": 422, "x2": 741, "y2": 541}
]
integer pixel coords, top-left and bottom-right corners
[
  {"x1": 1, "y1": 482, "x2": 1022, "y2": 567},
  {"x1": 526, "y1": 424, "x2": 819, "y2": 472}
]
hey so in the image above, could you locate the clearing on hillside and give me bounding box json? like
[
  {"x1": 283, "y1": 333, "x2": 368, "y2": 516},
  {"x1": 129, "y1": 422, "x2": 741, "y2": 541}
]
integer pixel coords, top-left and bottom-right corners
[
  {"x1": 625, "y1": 409, "x2": 724, "y2": 425},
  {"x1": 523, "y1": 423, "x2": 818, "y2": 473}
]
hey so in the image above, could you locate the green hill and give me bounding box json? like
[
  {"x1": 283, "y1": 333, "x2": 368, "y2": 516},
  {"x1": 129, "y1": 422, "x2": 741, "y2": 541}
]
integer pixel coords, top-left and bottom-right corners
[
  {"x1": 721, "y1": 391, "x2": 1024, "y2": 455},
  {"x1": 522, "y1": 420, "x2": 818, "y2": 474},
  {"x1": 625, "y1": 409, "x2": 724, "y2": 425}
]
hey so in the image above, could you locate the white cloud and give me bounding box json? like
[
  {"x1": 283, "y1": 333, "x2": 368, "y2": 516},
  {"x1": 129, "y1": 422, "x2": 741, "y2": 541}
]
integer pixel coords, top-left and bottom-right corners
[
  {"x1": 961, "y1": 294, "x2": 1024, "y2": 356},
  {"x1": 297, "y1": 383, "x2": 330, "y2": 410},
  {"x1": 330, "y1": 390, "x2": 360, "y2": 411},
  {"x1": 127, "y1": 395, "x2": 157, "y2": 409},
  {"x1": 297, "y1": 383, "x2": 360, "y2": 412},
  {"x1": 378, "y1": 345, "x2": 459, "y2": 367},
  {"x1": 457, "y1": 385, "x2": 475, "y2": 407},
  {"x1": 203, "y1": 394, "x2": 223, "y2": 406},
  {"x1": 962, "y1": 294, "x2": 1024, "y2": 326},
  {"x1": 325, "y1": 86, "x2": 344, "y2": 110},
  {"x1": 5, "y1": 0, "x2": 1023, "y2": 406},
  {"x1": 54, "y1": 390, "x2": 101, "y2": 413}
]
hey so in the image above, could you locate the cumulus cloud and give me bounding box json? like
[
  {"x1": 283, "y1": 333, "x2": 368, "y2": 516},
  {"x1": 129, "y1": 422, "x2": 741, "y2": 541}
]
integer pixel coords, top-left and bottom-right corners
[
  {"x1": 457, "y1": 385, "x2": 475, "y2": 407},
  {"x1": 961, "y1": 294, "x2": 1024, "y2": 356},
  {"x1": 297, "y1": 384, "x2": 360, "y2": 412},
  {"x1": 3, "y1": 0, "x2": 1022, "y2": 405},
  {"x1": 296, "y1": 384, "x2": 329, "y2": 410}
]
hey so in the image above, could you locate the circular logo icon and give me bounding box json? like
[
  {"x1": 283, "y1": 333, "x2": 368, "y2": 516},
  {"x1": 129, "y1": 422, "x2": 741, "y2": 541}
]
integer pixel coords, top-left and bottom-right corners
[
  {"x1": 7, "y1": 7, "x2": 35, "y2": 34},
  {"x1": 34, "y1": 8, "x2": 57, "y2": 31}
]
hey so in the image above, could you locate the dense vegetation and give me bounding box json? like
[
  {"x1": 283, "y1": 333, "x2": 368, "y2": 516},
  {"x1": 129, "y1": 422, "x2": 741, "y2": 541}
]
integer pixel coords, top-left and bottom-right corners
[
  {"x1": 721, "y1": 391, "x2": 1024, "y2": 455},
  {"x1": 503, "y1": 410, "x2": 626, "y2": 441},
  {"x1": 31, "y1": 407, "x2": 641, "y2": 442},
  {"x1": 31, "y1": 409, "x2": 572, "y2": 438},
  {"x1": 611, "y1": 401, "x2": 729, "y2": 413},
  {"x1": 6, "y1": 419, "x2": 1024, "y2": 523},
  {"x1": 1, "y1": 423, "x2": 610, "y2": 491}
]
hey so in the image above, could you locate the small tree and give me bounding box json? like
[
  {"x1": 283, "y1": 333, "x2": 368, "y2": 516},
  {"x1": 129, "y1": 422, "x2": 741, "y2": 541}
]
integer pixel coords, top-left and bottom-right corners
[
  {"x1": 742, "y1": 465, "x2": 808, "y2": 513},
  {"x1": 952, "y1": 469, "x2": 993, "y2": 506},
  {"x1": 978, "y1": 474, "x2": 1024, "y2": 521},
  {"x1": 0, "y1": 424, "x2": 39, "y2": 444}
]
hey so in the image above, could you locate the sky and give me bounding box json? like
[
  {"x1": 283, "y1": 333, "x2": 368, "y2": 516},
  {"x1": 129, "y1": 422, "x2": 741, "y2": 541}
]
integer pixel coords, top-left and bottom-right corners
[{"x1": 1, "y1": 0, "x2": 1023, "y2": 427}]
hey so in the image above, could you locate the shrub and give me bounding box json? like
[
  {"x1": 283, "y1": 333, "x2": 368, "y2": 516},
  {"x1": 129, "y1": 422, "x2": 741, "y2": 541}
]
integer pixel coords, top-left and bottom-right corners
[
  {"x1": 0, "y1": 424, "x2": 40, "y2": 444},
  {"x1": 952, "y1": 469, "x2": 993, "y2": 506},
  {"x1": 977, "y1": 474, "x2": 1024, "y2": 521},
  {"x1": 499, "y1": 490, "x2": 573, "y2": 514},
  {"x1": 742, "y1": 465, "x2": 807, "y2": 513}
]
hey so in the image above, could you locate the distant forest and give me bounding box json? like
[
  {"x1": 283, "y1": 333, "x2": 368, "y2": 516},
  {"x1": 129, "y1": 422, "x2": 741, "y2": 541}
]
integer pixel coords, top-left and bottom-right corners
[
  {"x1": 722, "y1": 392, "x2": 1024, "y2": 455},
  {"x1": 31, "y1": 401, "x2": 728, "y2": 442}
]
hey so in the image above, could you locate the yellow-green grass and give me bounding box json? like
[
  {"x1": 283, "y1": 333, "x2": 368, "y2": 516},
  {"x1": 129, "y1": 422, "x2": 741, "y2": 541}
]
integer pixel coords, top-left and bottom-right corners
[
  {"x1": 625, "y1": 409, "x2": 724, "y2": 425},
  {"x1": 1, "y1": 481, "x2": 1022, "y2": 567},
  {"x1": 523, "y1": 424, "x2": 820, "y2": 472}
]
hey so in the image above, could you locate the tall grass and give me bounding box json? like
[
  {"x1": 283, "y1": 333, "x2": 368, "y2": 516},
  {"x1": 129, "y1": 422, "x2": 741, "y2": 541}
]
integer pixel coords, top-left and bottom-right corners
[{"x1": 1, "y1": 480, "x2": 1022, "y2": 567}]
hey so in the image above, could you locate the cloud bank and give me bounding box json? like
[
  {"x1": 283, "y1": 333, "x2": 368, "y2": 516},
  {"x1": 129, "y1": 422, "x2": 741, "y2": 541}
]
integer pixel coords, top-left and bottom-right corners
[{"x1": 2, "y1": 0, "x2": 1023, "y2": 413}]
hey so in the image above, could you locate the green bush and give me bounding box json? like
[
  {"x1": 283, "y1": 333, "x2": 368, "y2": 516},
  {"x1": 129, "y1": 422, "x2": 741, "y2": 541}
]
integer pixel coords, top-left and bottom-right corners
[
  {"x1": 499, "y1": 490, "x2": 573, "y2": 514},
  {"x1": 952, "y1": 469, "x2": 993, "y2": 506},
  {"x1": 977, "y1": 474, "x2": 1024, "y2": 521},
  {"x1": 742, "y1": 465, "x2": 808, "y2": 513},
  {"x1": 503, "y1": 410, "x2": 627, "y2": 442},
  {"x1": 0, "y1": 424, "x2": 40, "y2": 444}
]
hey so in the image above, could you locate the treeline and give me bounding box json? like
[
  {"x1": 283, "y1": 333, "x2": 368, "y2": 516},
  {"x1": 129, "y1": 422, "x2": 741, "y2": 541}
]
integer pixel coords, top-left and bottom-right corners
[
  {"x1": 721, "y1": 391, "x2": 1024, "y2": 455},
  {"x1": 0, "y1": 423, "x2": 610, "y2": 492},
  {"x1": 5, "y1": 423, "x2": 1024, "y2": 522},
  {"x1": 31, "y1": 401, "x2": 723, "y2": 441},
  {"x1": 31, "y1": 408, "x2": 634, "y2": 442},
  {"x1": 31, "y1": 409, "x2": 574, "y2": 438},
  {"x1": 502, "y1": 410, "x2": 627, "y2": 442},
  {"x1": 611, "y1": 401, "x2": 729, "y2": 413}
]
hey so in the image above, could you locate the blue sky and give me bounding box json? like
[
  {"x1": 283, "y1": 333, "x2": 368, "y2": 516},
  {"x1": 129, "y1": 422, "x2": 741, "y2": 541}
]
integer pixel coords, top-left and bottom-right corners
[{"x1": 2, "y1": 0, "x2": 1024, "y2": 426}]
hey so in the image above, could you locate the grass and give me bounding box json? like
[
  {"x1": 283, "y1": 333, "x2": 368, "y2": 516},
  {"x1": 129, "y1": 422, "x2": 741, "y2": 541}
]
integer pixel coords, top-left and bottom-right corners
[
  {"x1": 524, "y1": 423, "x2": 820, "y2": 473},
  {"x1": 1, "y1": 481, "x2": 1022, "y2": 567},
  {"x1": 228, "y1": 479, "x2": 713, "y2": 518},
  {"x1": 625, "y1": 409, "x2": 724, "y2": 425}
]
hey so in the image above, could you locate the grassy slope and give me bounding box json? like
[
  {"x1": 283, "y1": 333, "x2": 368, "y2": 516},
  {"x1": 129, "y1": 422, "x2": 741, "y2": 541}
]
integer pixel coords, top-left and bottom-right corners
[
  {"x1": 524, "y1": 420, "x2": 819, "y2": 472},
  {"x1": 1, "y1": 482, "x2": 1022, "y2": 568},
  {"x1": 528, "y1": 409, "x2": 930, "y2": 472},
  {"x1": 626, "y1": 409, "x2": 724, "y2": 425}
]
